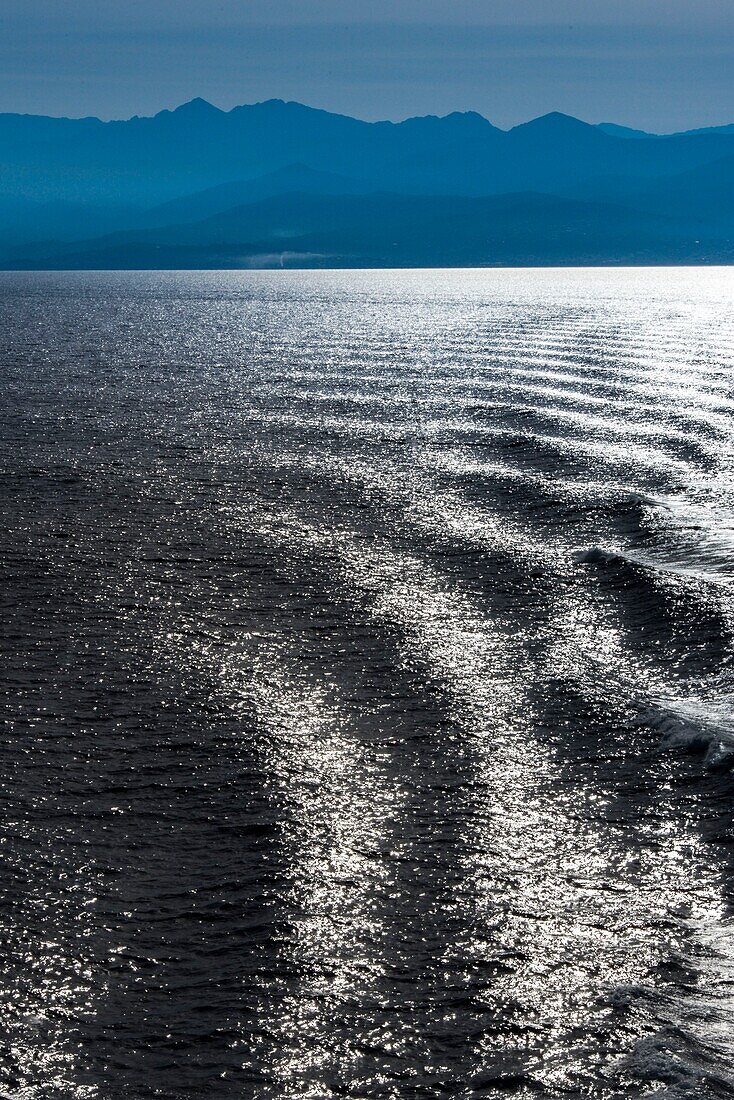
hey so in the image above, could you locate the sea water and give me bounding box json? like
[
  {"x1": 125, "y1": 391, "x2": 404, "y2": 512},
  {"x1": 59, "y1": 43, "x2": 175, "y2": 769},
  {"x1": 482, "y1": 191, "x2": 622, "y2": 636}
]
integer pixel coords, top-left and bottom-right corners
[{"x1": 1, "y1": 268, "x2": 733, "y2": 1098}]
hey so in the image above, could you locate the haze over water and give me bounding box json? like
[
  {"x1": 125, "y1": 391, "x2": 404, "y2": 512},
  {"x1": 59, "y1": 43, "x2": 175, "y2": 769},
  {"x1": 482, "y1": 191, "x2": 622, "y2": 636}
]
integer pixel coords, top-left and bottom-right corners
[{"x1": 1, "y1": 267, "x2": 734, "y2": 1098}]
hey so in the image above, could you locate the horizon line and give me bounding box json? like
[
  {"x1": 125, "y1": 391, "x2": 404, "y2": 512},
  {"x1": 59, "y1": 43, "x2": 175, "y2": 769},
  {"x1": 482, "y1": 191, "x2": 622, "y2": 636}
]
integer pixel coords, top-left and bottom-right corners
[{"x1": 2, "y1": 96, "x2": 733, "y2": 137}]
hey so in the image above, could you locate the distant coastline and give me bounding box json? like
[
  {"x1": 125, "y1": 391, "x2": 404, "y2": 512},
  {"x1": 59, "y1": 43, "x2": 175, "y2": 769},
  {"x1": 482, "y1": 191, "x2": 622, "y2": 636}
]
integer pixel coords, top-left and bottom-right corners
[{"x1": 2, "y1": 99, "x2": 733, "y2": 269}]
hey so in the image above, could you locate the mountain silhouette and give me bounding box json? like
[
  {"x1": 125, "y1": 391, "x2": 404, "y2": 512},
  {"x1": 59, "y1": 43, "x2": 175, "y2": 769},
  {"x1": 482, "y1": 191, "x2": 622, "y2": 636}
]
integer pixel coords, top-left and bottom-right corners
[
  {"x1": 1, "y1": 99, "x2": 733, "y2": 267},
  {"x1": 142, "y1": 165, "x2": 372, "y2": 227}
]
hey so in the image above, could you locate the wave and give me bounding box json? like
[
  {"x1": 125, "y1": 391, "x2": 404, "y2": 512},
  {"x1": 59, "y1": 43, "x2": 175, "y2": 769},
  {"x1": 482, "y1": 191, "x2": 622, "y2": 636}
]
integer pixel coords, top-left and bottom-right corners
[{"x1": 639, "y1": 701, "x2": 734, "y2": 772}]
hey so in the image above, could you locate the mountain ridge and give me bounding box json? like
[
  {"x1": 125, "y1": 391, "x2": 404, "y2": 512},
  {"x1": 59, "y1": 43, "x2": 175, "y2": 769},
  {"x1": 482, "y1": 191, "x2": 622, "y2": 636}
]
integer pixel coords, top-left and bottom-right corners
[
  {"x1": 1, "y1": 98, "x2": 732, "y2": 267},
  {"x1": 3, "y1": 97, "x2": 732, "y2": 135}
]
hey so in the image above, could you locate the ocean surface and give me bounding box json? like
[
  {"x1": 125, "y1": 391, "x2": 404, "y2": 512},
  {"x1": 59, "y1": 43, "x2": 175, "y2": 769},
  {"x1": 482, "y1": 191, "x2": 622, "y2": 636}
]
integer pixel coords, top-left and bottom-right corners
[{"x1": 1, "y1": 268, "x2": 733, "y2": 1100}]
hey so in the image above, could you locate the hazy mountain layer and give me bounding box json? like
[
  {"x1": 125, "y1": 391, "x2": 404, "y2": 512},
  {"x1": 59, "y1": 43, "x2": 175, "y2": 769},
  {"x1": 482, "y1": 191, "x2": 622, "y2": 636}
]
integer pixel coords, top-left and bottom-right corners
[{"x1": 1, "y1": 99, "x2": 733, "y2": 266}]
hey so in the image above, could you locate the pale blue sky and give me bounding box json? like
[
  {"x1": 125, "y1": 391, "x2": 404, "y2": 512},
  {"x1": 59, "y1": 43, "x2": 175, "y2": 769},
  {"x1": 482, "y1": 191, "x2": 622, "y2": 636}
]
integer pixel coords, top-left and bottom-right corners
[{"x1": 1, "y1": 0, "x2": 732, "y2": 130}]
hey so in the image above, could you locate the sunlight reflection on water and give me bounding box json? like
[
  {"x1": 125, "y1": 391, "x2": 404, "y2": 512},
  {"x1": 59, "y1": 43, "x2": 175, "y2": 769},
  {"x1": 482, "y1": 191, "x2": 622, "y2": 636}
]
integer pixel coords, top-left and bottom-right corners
[{"x1": 0, "y1": 267, "x2": 733, "y2": 1098}]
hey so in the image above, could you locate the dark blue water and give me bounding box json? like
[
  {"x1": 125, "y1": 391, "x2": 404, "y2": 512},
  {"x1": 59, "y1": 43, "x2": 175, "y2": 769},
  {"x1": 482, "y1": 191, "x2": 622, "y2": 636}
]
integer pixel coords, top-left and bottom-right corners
[{"x1": 1, "y1": 269, "x2": 733, "y2": 1099}]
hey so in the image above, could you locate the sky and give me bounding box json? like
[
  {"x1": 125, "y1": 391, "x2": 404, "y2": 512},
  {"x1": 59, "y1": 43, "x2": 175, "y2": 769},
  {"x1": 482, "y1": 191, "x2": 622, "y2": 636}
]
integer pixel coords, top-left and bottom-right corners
[{"x1": 1, "y1": 0, "x2": 733, "y2": 131}]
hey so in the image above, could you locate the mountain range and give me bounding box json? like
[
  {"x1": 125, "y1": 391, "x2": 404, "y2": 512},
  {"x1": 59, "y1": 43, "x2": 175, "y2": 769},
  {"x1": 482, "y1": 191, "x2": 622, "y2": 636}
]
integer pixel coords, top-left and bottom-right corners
[{"x1": 1, "y1": 98, "x2": 733, "y2": 268}]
